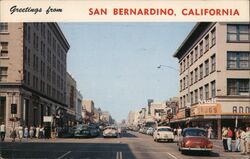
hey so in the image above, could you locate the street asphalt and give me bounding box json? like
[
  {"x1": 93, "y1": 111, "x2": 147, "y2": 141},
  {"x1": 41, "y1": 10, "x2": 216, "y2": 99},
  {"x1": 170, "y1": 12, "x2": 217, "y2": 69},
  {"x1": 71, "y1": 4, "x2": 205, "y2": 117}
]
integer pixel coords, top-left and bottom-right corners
[{"x1": 0, "y1": 131, "x2": 250, "y2": 159}]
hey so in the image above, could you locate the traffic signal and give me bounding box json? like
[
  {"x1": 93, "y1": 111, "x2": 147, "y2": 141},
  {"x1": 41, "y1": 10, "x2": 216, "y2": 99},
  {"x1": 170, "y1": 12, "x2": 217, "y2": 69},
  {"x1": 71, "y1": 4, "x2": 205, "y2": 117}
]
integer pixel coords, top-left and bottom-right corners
[
  {"x1": 11, "y1": 104, "x2": 17, "y2": 114},
  {"x1": 185, "y1": 108, "x2": 190, "y2": 117}
]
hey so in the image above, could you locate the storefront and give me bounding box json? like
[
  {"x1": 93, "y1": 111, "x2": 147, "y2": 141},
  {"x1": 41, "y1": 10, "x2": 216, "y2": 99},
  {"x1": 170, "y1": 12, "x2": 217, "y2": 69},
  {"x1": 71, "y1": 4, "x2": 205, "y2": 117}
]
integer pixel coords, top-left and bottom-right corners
[{"x1": 173, "y1": 101, "x2": 250, "y2": 139}]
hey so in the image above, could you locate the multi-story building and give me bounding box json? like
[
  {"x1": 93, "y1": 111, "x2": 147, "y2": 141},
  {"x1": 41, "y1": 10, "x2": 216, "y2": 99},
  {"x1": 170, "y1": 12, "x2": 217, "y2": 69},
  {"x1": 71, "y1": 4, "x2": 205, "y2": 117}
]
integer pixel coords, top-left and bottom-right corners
[
  {"x1": 82, "y1": 99, "x2": 94, "y2": 123},
  {"x1": 66, "y1": 72, "x2": 77, "y2": 125},
  {"x1": 76, "y1": 90, "x2": 83, "y2": 122},
  {"x1": 173, "y1": 22, "x2": 250, "y2": 139},
  {"x1": 0, "y1": 23, "x2": 70, "y2": 132}
]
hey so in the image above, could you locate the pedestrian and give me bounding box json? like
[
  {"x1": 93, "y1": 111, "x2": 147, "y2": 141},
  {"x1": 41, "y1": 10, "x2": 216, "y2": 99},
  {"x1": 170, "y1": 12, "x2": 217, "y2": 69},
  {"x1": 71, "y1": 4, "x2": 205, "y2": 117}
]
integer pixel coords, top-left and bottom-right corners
[
  {"x1": 18, "y1": 124, "x2": 23, "y2": 142},
  {"x1": 245, "y1": 127, "x2": 250, "y2": 154},
  {"x1": 0, "y1": 122, "x2": 6, "y2": 142},
  {"x1": 208, "y1": 126, "x2": 213, "y2": 139},
  {"x1": 227, "y1": 127, "x2": 233, "y2": 152},
  {"x1": 235, "y1": 128, "x2": 241, "y2": 152},
  {"x1": 29, "y1": 125, "x2": 34, "y2": 139},
  {"x1": 222, "y1": 127, "x2": 228, "y2": 152},
  {"x1": 39, "y1": 126, "x2": 43, "y2": 138},
  {"x1": 24, "y1": 125, "x2": 29, "y2": 140},
  {"x1": 241, "y1": 127, "x2": 247, "y2": 155},
  {"x1": 44, "y1": 124, "x2": 50, "y2": 139},
  {"x1": 35, "y1": 125, "x2": 40, "y2": 138},
  {"x1": 10, "y1": 127, "x2": 17, "y2": 142}
]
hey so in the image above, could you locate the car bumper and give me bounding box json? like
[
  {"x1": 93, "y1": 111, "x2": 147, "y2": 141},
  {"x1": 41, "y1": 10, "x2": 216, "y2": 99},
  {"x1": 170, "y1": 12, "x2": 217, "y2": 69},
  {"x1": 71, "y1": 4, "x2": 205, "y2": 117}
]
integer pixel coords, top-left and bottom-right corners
[
  {"x1": 103, "y1": 134, "x2": 117, "y2": 137},
  {"x1": 180, "y1": 147, "x2": 212, "y2": 151}
]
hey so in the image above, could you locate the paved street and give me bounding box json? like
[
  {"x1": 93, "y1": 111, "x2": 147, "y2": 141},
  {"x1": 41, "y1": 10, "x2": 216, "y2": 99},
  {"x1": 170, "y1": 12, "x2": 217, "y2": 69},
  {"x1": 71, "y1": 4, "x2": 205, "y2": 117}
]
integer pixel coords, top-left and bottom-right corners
[{"x1": 0, "y1": 131, "x2": 250, "y2": 159}]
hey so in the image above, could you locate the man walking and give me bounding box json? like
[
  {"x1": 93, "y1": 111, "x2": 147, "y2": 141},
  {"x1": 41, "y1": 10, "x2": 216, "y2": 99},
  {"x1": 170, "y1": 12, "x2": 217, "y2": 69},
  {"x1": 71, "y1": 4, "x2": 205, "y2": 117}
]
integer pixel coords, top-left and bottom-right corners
[
  {"x1": 222, "y1": 127, "x2": 228, "y2": 152},
  {"x1": 227, "y1": 127, "x2": 233, "y2": 152},
  {"x1": 0, "y1": 122, "x2": 6, "y2": 142}
]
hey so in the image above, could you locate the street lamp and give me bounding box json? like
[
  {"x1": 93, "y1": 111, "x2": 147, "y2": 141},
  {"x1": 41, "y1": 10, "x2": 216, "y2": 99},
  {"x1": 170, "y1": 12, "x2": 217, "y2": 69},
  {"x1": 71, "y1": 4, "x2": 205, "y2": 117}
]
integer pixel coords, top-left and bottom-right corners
[{"x1": 157, "y1": 65, "x2": 179, "y2": 72}]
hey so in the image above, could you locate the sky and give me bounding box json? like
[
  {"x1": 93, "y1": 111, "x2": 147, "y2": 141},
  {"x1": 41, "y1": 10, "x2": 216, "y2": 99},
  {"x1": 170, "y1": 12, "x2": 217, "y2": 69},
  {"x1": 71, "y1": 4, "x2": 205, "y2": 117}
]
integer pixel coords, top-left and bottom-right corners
[{"x1": 59, "y1": 22, "x2": 195, "y2": 122}]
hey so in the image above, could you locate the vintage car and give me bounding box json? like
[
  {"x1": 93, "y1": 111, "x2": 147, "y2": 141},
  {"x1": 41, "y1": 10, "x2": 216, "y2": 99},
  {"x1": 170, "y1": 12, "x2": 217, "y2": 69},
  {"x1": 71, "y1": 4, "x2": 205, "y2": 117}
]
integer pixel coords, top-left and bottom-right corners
[
  {"x1": 103, "y1": 126, "x2": 118, "y2": 138},
  {"x1": 74, "y1": 125, "x2": 92, "y2": 138},
  {"x1": 177, "y1": 128, "x2": 213, "y2": 154},
  {"x1": 153, "y1": 126, "x2": 174, "y2": 142}
]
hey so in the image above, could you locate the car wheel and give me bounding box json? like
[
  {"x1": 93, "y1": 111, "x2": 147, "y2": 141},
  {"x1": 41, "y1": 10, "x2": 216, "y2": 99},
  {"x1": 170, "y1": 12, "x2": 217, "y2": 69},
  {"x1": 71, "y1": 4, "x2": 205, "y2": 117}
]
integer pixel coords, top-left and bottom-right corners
[{"x1": 181, "y1": 150, "x2": 186, "y2": 155}]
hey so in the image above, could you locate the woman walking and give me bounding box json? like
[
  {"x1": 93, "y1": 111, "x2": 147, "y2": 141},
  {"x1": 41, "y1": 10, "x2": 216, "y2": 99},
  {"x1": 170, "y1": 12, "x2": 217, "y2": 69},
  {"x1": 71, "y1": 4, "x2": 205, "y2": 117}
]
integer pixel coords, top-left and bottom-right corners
[
  {"x1": 35, "y1": 126, "x2": 40, "y2": 138},
  {"x1": 235, "y1": 128, "x2": 241, "y2": 152},
  {"x1": 29, "y1": 125, "x2": 34, "y2": 139},
  {"x1": 24, "y1": 126, "x2": 29, "y2": 140},
  {"x1": 18, "y1": 125, "x2": 23, "y2": 142}
]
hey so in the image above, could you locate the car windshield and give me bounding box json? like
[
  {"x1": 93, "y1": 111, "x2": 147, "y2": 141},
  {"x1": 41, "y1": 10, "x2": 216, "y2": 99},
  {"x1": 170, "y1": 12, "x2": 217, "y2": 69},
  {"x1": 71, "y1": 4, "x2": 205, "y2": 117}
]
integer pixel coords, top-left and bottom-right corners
[
  {"x1": 158, "y1": 128, "x2": 172, "y2": 132},
  {"x1": 184, "y1": 129, "x2": 207, "y2": 137}
]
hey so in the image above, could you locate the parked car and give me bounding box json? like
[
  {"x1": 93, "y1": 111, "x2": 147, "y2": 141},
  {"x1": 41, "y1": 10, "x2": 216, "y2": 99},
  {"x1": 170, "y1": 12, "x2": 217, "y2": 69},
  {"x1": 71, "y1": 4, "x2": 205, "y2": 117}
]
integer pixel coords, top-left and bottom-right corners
[
  {"x1": 142, "y1": 127, "x2": 149, "y2": 134},
  {"x1": 74, "y1": 125, "x2": 92, "y2": 138},
  {"x1": 103, "y1": 126, "x2": 118, "y2": 138},
  {"x1": 177, "y1": 128, "x2": 213, "y2": 155},
  {"x1": 139, "y1": 128, "x2": 143, "y2": 133},
  {"x1": 89, "y1": 126, "x2": 100, "y2": 137},
  {"x1": 146, "y1": 127, "x2": 154, "y2": 136},
  {"x1": 153, "y1": 126, "x2": 174, "y2": 142}
]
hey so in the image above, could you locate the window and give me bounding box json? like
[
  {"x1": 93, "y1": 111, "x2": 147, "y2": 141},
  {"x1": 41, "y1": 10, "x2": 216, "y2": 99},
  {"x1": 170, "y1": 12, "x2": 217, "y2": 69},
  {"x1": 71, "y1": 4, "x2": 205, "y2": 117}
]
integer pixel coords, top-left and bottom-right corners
[
  {"x1": 190, "y1": 71, "x2": 193, "y2": 85},
  {"x1": 53, "y1": 54, "x2": 56, "y2": 68},
  {"x1": 28, "y1": 26, "x2": 30, "y2": 43},
  {"x1": 211, "y1": 81, "x2": 216, "y2": 98},
  {"x1": 180, "y1": 97, "x2": 182, "y2": 108},
  {"x1": 194, "y1": 68, "x2": 198, "y2": 82},
  {"x1": 0, "y1": 23, "x2": 8, "y2": 32},
  {"x1": 211, "y1": 28, "x2": 216, "y2": 46},
  {"x1": 0, "y1": 67, "x2": 8, "y2": 82},
  {"x1": 183, "y1": 77, "x2": 186, "y2": 89},
  {"x1": 183, "y1": 59, "x2": 186, "y2": 71},
  {"x1": 190, "y1": 92, "x2": 193, "y2": 104},
  {"x1": 211, "y1": 54, "x2": 216, "y2": 72},
  {"x1": 195, "y1": 47, "x2": 198, "y2": 61},
  {"x1": 199, "y1": 41, "x2": 203, "y2": 57},
  {"x1": 199, "y1": 64, "x2": 203, "y2": 80},
  {"x1": 205, "y1": 84, "x2": 209, "y2": 100},
  {"x1": 205, "y1": 35, "x2": 209, "y2": 52},
  {"x1": 47, "y1": 30, "x2": 51, "y2": 45},
  {"x1": 227, "y1": 52, "x2": 250, "y2": 69},
  {"x1": 186, "y1": 75, "x2": 189, "y2": 88},
  {"x1": 47, "y1": 84, "x2": 51, "y2": 96},
  {"x1": 227, "y1": 79, "x2": 249, "y2": 95},
  {"x1": 180, "y1": 62, "x2": 182, "y2": 73},
  {"x1": 227, "y1": 24, "x2": 250, "y2": 41},
  {"x1": 205, "y1": 59, "x2": 209, "y2": 76},
  {"x1": 199, "y1": 87, "x2": 203, "y2": 100},
  {"x1": 180, "y1": 80, "x2": 182, "y2": 91},
  {"x1": 0, "y1": 42, "x2": 8, "y2": 56},
  {"x1": 194, "y1": 89, "x2": 198, "y2": 103},
  {"x1": 27, "y1": 71, "x2": 30, "y2": 85},
  {"x1": 187, "y1": 56, "x2": 189, "y2": 68},
  {"x1": 190, "y1": 52, "x2": 193, "y2": 65}
]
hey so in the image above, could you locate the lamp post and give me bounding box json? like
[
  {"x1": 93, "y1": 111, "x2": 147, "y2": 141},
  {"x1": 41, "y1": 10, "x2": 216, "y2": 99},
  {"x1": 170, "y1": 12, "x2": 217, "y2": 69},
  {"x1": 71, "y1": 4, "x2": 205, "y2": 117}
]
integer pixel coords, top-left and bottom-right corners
[{"x1": 157, "y1": 65, "x2": 179, "y2": 72}]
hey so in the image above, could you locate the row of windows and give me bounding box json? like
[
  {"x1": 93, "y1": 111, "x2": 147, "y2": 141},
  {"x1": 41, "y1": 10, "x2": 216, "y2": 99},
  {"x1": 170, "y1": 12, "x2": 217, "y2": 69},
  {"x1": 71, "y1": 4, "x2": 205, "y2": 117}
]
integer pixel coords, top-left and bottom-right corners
[
  {"x1": 180, "y1": 81, "x2": 216, "y2": 108},
  {"x1": 180, "y1": 78, "x2": 250, "y2": 108},
  {"x1": 25, "y1": 23, "x2": 66, "y2": 64},
  {"x1": 180, "y1": 54, "x2": 216, "y2": 91},
  {"x1": 180, "y1": 27, "x2": 216, "y2": 73},
  {"x1": 24, "y1": 47, "x2": 66, "y2": 79},
  {"x1": 24, "y1": 70, "x2": 65, "y2": 102}
]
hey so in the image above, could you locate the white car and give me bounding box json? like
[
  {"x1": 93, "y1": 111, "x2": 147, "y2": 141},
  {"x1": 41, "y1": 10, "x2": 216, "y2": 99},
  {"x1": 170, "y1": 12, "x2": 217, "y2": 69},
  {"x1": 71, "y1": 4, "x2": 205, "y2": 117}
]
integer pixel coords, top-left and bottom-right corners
[
  {"x1": 103, "y1": 126, "x2": 118, "y2": 138},
  {"x1": 153, "y1": 126, "x2": 174, "y2": 142}
]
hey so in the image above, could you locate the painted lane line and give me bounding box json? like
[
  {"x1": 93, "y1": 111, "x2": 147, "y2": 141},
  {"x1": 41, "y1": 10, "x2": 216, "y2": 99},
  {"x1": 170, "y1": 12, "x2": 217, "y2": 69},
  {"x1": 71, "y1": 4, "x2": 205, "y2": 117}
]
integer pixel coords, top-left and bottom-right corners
[
  {"x1": 57, "y1": 151, "x2": 72, "y2": 159},
  {"x1": 167, "y1": 153, "x2": 178, "y2": 159},
  {"x1": 116, "y1": 152, "x2": 119, "y2": 159},
  {"x1": 120, "y1": 152, "x2": 122, "y2": 159}
]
